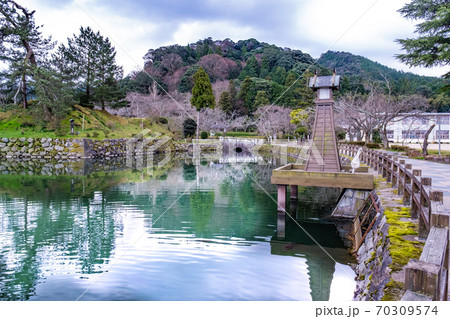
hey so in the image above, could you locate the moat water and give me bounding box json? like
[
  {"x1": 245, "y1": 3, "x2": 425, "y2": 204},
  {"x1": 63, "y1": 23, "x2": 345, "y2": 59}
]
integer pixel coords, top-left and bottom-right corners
[{"x1": 0, "y1": 156, "x2": 355, "y2": 300}]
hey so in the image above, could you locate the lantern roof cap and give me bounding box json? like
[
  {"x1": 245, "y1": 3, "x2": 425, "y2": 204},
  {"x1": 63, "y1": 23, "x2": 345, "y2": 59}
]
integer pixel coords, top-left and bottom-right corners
[{"x1": 309, "y1": 71, "x2": 340, "y2": 90}]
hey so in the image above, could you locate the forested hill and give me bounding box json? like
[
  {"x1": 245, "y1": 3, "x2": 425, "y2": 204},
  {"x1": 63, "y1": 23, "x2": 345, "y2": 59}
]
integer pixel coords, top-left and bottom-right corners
[
  {"x1": 317, "y1": 51, "x2": 443, "y2": 95},
  {"x1": 136, "y1": 38, "x2": 446, "y2": 99}
]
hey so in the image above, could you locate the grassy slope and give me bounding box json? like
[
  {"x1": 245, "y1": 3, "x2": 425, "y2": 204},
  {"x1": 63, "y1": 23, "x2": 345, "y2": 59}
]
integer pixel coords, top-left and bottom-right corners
[{"x1": 0, "y1": 105, "x2": 173, "y2": 139}]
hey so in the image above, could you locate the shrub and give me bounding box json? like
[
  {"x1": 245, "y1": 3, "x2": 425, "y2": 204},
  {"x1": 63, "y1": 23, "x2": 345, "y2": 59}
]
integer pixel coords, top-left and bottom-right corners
[
  {"x1": 372, "y1": 129, "x2": 382, "y2": 143},
  {"x1": 335, "y1": 127, "x2": 347, "y2": 140},
  {"x1": 183, "y1": 118, "x2": 197, "y2": 137},
  {"x1": 200, "y1": 131, "x2": 208, "y2": 139},
  {"x1": 93, "y1": 131, "x2": 100, "y2": 138},
  {"x1": 390, "y1": 145, "x2": 410, "y2": 152},
  {"x1": 21, "y1": 121, "x2": 33, "y2": 127},
  {"x1": 158, "y1": 117, "x2": 168, "y2": 124},
  {"x1": 366, "y1": 143, "x2": 381, "y2": 149},
  {"x1": 55, "y1": 127, "x2": 66, "y2": 137},
  {"x1": 86, "y1": 132, "x2": 91, "y2": 137},
  {"x1": 346, "y1": 141, "x2": 365, "y2": 146}
]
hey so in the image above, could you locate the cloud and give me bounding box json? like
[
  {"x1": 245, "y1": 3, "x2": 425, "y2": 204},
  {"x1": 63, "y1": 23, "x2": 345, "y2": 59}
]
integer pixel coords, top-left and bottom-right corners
[{"x1": 16, "y1": 0, "x2": 448, "y2": 77}]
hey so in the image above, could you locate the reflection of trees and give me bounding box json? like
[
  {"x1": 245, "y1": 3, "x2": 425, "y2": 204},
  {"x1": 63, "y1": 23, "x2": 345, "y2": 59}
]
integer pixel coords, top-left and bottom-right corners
[
  {"x1": 183, "y1": 164, "x2": 197, "y2": 181},
  {"x1": 190, "y1": 191, "x2": 215, "y2": 235},
  {"x1": 0, "y1": 176, "x2": 119, "y2": 300}
]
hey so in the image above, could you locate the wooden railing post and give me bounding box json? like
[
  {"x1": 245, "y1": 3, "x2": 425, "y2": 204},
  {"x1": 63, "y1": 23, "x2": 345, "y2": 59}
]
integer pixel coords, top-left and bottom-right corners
[
  {"x1": 419, "y1": 178, "x2": 432, "y2": 239},
  {"x1": 411, "y1": 169, "x2": 422, "y2": 218},
  {"x1": 386, "y1": 155, "x2": 393, "y2": 182},
  {"x1": 398, "y1": 160, "x2": 406, "y2": 196},
  {"x1": 392, "y1": 157, "x2": 399, "y2": 187},
  {"x1": 403, "y1": 164, "x2": 413, "y2": 205}
]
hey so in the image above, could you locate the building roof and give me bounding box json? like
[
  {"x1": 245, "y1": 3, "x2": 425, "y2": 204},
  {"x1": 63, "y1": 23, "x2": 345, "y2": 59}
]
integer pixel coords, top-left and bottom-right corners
[{"x1": 309, "y1": 74, "x2": 340, "y2": 89}]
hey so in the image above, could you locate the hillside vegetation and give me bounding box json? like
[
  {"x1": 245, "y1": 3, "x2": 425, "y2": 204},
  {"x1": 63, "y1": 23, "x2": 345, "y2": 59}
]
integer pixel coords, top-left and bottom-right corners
[{"x1": 0, "y1": 104, "x2": 172, "y2": 139}]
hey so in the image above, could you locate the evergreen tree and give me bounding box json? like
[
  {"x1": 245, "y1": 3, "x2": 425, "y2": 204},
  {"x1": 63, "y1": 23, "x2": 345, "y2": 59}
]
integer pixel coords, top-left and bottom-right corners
[
  {"x1": 30, "y1": 66, "x2": 73, "y2": 122},
  {"x1": 396, "y1": 0, "x2": 450, "y2": 79},
  {"x1": 218, "y1": 91, "x2": 232, "y2": 114},
  {"x1": 296, "y1": 70, "x2": 315, "y2": 109},
  {"x1": 183, "y1": 118, "x2": 197, "y2": 137},
  {"x1": 61, "y1": 26, "x2": 124, "y2": 108},
  {"x1": 238, "y1": 76, "x2": 254, "y2": 112},
  {"x1": 259, "y1": 56, "x2": 271, "y2": 78},
  {"x1": 253, "y1": 91, "x2": 270, "y2": 108},
  {"x1": 191, "y1": 67, "x2": 215, "y2": 110},
  {"x1": 191, "y1": 67, "x2": 215, "y2": 138},
  {"x1": 0, "y1": 0, "x2": 54, "y2": 108},
  {"x1": 178, "y1": 65, "x2": 200, "y2": 93},
  {"x1": 238, "y1": 55, "x2": 259, "y2": 80},
  {"x1": 270, "y1": 66, "x2": 287, "y2": 85}
]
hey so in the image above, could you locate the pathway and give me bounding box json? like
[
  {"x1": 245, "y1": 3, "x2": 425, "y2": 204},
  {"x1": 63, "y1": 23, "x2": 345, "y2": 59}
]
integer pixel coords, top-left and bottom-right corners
[{"x1": 403, "y1": 158, "x2": 450, "y2": 206}]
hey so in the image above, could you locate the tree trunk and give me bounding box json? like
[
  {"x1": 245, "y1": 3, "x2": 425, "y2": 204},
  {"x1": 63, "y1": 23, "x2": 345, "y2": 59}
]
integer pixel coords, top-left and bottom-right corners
[
  {"x1": 21, "y1": 72, "x2": 27, "y2": 109},
  {"x1": 422, "y1": 124, "x2": 435, "y2": 156},
  {"x1": 382, "y1": 125, "x2": 389, "y2": 149},
  {"x1": 196, "y1": 110, "x2": 200, "y2": 139}
]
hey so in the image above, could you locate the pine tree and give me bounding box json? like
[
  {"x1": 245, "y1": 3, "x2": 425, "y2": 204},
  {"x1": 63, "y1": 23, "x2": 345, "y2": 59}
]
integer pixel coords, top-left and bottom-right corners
[
  {"x1": 396, "y1": 0, "x2": 450, "y2": 79},
  {"x1": 61, "y1": 26, "x2": 124, "y2": 108},
  {"x1": 30, "y1": 66, "x2": 73, "y2": 122},
  {"x1": 0, "y1": 0, "x2": 54, "y2": 108}
]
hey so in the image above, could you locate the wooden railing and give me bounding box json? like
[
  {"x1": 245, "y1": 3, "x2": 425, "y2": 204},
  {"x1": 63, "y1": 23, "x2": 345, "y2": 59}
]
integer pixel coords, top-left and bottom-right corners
[{"x1": 339, "y1": 144, "x2": 449, "y2": 301}]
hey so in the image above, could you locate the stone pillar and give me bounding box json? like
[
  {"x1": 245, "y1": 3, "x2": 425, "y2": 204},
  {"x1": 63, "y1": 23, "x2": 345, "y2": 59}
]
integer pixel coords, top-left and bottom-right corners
[{"x1": 277, "y1": 184, "x2": 287, "y2": 212}]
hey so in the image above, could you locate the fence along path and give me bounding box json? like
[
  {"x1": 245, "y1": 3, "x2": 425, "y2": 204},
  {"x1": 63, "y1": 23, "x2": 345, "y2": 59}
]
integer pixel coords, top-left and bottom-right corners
[{"x1": 340, "y1": 144, "x2": 449, "y2": 301}]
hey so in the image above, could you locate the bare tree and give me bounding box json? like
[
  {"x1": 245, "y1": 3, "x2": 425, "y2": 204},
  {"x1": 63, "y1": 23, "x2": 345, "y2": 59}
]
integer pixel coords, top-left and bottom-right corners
[
  {"x1": 336, "y1": 77, "x2": 429, "y2": 148},
  {"x1": 254, "y1": 105, "x2": 295, "y2": 137}
]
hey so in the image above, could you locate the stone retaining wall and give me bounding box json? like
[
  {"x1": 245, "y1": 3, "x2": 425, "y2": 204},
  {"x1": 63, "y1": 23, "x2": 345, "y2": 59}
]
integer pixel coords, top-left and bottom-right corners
[
  {"x1": 0, "y1": 157, "x2": 129, "y2": 176},
  {"x1": 0, "y1": 137, "x2": 235, "y2": 159},
  {"x1": 0, "y1": 137, "x2": 175, "y2": 159},
  {"x1": 353, "y1": 208, "x2": 392, "y2": 301}
]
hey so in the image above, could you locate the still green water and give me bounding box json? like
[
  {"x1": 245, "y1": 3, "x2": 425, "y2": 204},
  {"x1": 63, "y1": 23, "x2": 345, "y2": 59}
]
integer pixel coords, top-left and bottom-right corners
[{"x1": 0, "y1": 157, "x2": 355, "y2": 301}]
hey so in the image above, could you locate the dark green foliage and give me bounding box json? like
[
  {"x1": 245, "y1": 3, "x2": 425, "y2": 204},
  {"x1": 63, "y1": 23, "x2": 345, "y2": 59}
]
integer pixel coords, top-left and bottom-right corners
[
  {"x1": 366, "y1": 143, "x2": 381, "y2": 149},
  {"x1": 30, "y1": 66, "x2": 73, "y2": 122},
  {"x1": 389, "y1": 145, "x2": 411, "y2": 152},
  {"x1": 200, "y1": 131, "x2": 208, "y2": 139},
  {"x1": 253, "y1": 91, "x2": 270, "y2": 108},
  {"x1": 60, "y1": 26, "x2": 124, "y2": 108},
  {"x1": 183, "y1": 118, "x2": 197, "y2": 137},
  {"x1": 238, "y1": 55, "x2": 259, "y2": 80},
  {"x1": 120, "y1": 71, "x2": 166, "y2": 95},
  {"x1": 178, "y1": 65, "x2": 200, "y2": 93},
  {"x1": 270, "y1": 66, "x2": 286, "y2": 85},
  {"x1": 372, "y1": 129, "x2": 382, "y2": 143},
  {"x1": 158, "y1": 116, "x2": 168, "y2": 124},
  {"x1": 396, "y1": 0, "x2": 450, "y2": 79},
  {"x1": 238, "y1": 76, "x2": 254, "y2": 111},
  {"x1": 191, "y1": 67, "x2": 215, "y2": 110},
  {"x1": 344, "y1": 141, "x2": 366, "y2": 146},
  {"x1": 218, "y1": 91, "x2": 232, "y2": 113},
  {"x1": 336, "y1": 127, "x2": 347, "y2": 140},
  {"x1": 318, "y1": 51, "x2": 445, "y2": 96},
  {"x1": 0, "y1": 0, "x2": 54, "y2": 108}
]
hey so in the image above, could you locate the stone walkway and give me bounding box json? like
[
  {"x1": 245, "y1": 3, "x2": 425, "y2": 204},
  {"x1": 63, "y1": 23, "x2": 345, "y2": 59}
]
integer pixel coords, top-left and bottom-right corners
[{"x1": 403, "y1": 158, "x2": 450, "y2": 206}]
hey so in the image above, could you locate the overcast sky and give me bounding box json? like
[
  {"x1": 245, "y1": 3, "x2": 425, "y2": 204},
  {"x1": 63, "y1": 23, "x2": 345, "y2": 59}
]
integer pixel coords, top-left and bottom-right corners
[{"x1": 20, "y1": 0, "x2": 448, "y2": 78}]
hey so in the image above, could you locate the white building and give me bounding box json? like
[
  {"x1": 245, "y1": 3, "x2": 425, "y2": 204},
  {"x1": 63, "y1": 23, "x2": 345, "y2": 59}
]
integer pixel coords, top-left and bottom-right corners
[{"x1": 386, "y1": 113, "x2": 450, "y2": 144}]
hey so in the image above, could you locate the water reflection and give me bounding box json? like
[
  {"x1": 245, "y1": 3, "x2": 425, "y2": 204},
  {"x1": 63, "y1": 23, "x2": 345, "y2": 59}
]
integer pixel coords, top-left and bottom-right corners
[{"x1": 0, "y1": 156, "x2": 355, "y2": 301}]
